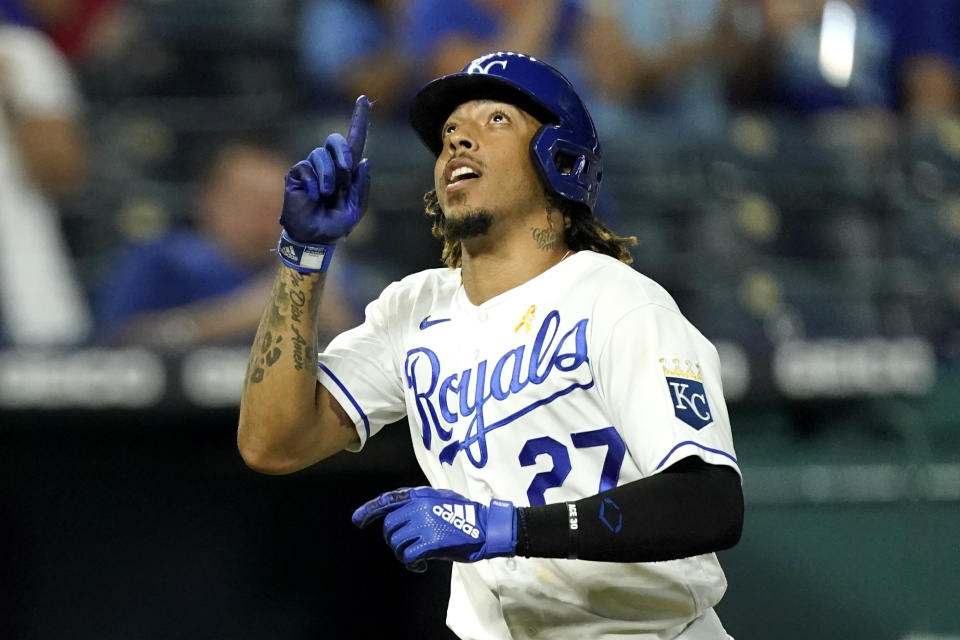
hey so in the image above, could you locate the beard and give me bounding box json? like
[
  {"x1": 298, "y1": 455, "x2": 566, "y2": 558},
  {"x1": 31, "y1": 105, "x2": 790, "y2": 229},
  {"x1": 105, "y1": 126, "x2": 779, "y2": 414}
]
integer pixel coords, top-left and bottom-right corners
[{"x1": 441, "y1": 208, "x2": 494, "y2": 242}]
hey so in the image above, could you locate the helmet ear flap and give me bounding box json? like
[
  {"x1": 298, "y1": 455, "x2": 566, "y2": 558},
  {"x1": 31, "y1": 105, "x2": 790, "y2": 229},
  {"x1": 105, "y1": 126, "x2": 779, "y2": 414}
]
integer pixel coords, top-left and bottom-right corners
[{"x1": 531, "y1": 125, "x2": 603, "y2": 211}]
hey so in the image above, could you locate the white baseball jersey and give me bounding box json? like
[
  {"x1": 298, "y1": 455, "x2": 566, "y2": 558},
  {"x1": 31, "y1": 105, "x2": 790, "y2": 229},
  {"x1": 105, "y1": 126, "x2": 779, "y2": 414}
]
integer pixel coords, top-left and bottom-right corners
[{"x1": 317, "y1": 251, "x2": 740, "y2": 640}]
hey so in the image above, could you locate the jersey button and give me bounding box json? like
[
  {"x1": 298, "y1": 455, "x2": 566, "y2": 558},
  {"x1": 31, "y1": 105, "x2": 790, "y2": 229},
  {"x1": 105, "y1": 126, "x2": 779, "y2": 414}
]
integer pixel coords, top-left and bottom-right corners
[
  {"x1": 478, "y1": 312, "x2": 488, "y2": 322},
  {"x1": 506, "y1": 558, "x2": 518, "y2": 570},
  {"x1": 471, "y1": 349, "x2": 480, "y2": 359}
]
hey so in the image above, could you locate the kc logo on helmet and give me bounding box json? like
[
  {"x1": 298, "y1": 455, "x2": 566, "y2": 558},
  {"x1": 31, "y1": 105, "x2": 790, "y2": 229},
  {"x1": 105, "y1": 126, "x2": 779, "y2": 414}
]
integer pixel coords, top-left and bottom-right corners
[
  {"x1": 466, "y1": 51, "x2": 536, "y2": 75},
  {"x1": 660, "y1": 358, "x2": 713, "y2": 430}
]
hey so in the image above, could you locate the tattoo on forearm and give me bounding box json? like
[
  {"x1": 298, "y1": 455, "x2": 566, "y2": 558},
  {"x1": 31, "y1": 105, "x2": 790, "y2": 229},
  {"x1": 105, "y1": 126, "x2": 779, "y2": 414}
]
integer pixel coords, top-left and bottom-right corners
[
  {"x1": 247, "y1": 330, "x2": 283, "y2": 383},
  {"x1": 289, "y1": 271, "x2": 306, "y2": 323},
  {"x1": 245, "y1": 268, "x2": 323, "y2": 385},
  {"x1": 290, "y1": 325, "x2": 308, "y2": 371},
  {"x1": 531, "y1": 225, "x2": 561, "y2": 251},
  {"x1": 245, "y1": 340, "x2": 261, "y2": 385},
  {"x1": 289, "y1": 289, "x2": 305, "y2": 323},
  {"x1": 306, "y1": 342, "x2": 316, "y2": 370},
  {"x1": 246, "y1": 273, "x2": 289, "y2": 384},
  {"x1": 265, "y1": 280, "x2": 288, "y2": 328},
  {"x1": 288, "y1": 270, "x2": 314, "y2": 372}
]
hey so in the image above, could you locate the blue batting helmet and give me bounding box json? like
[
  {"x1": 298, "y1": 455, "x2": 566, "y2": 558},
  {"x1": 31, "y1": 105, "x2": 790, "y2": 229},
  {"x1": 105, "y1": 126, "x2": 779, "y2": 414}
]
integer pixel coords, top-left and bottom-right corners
[{"x1": 410, "y1": 51, "x2": 603, "y2": 213}]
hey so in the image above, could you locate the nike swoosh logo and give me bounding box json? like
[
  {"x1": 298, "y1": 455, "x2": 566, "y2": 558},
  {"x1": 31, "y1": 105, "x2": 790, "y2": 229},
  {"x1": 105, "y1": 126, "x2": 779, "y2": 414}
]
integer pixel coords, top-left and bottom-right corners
[{"x1": 419, "y1": 315, "x2": 451, "y2": 330}]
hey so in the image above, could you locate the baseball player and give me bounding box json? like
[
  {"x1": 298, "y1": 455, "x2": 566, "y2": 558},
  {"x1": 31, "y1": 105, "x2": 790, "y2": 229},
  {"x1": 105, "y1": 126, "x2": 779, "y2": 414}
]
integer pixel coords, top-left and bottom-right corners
[{"x1": 238, "y1": 51, "x2": 743, "y2": 640}]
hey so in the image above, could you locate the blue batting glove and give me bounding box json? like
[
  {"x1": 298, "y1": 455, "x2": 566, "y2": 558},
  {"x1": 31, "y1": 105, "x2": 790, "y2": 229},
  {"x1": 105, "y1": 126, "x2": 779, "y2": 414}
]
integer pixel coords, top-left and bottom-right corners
[
  {"x1": 277, "y1": 95, "x2": 371, "y2": 273},
  {"x1": 352, "y1": 486, "x2": 517, "y2": 573}
]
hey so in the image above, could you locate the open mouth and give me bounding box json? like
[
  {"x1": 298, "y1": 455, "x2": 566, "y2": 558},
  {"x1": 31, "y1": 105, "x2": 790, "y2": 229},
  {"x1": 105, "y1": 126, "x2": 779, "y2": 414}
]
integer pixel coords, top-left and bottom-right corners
[{"x1": 446, "y1": 165, "x2": 481, "y2": 191}]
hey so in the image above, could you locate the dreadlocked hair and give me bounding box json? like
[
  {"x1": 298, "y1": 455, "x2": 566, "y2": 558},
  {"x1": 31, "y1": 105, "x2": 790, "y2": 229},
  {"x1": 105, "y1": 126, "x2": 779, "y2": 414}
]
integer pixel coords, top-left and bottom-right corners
[
  {"x1": 423, "y1": 189, "x2": 636, "y2": 269},
  {"x1": 558, "y1": 195, "x2": 636, "y2": 265}
]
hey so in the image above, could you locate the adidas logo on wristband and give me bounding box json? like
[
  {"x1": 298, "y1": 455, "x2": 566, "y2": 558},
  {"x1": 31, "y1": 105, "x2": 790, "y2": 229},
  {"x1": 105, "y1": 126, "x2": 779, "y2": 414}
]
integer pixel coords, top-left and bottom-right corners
[
  {"x1": 279, "y1": 244, "x2": 298, "y2": 261},
  {"x1": 277, "y1": 231, "x2": 335, "y2": 273}
]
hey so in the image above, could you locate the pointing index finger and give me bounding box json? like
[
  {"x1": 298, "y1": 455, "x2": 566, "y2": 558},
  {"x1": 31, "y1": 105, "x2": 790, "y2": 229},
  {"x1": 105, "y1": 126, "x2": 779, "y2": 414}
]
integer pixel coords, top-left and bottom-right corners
[
  {"x1": 348, "y1": 95, "x2": 371, "y2": 164},
  {"x1": 351, "y1": 487, "x2": 412, "y2": 528}
]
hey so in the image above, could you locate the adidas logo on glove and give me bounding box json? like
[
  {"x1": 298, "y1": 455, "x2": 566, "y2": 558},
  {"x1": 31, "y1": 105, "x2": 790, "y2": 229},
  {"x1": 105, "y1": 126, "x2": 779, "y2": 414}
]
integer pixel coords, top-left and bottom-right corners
[{"x1": 433, "y1": 503, "x2": 480, "y2": 539}]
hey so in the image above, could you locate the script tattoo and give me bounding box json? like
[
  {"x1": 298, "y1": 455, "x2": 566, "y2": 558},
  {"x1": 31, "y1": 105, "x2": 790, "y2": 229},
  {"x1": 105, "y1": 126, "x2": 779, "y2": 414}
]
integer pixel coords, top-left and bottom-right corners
[
  {"x1": 244, "y1": 268, "x2": 323, "y2": 384},
  {"x1": 531, "y1": 225, "x2": 560, "y2": 250},
  {"x1": 289, "y1": 289, "x2": 306, "y2": 323},
  {"x1": 290, "y1": 325, "x2": 309, "y2": 371},
  {"x1": 287, "y1": 270, "x2": 313, "y2": 372},
  {"x1": 288, "y1": 270, "x2": 306, "y2": 323}
]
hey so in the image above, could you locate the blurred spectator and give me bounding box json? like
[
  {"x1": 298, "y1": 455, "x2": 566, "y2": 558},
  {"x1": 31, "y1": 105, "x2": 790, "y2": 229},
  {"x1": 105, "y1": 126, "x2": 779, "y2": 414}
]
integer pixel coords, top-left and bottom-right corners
[
  {"x1": 576, "y1": 0, "x2": 745, "y2": 138},
  {"x1": 729, "y1": 0, "x2": 959, "y2": 119},
  {"x1": 0, "y1": 0, "x2": 133, "y2": 63},
  {"x1": 402, "y1": 0, "x2": 583, "y2": 81},
  {"x1": 869, "y1": 0, "x2": 959, "y2": 120},
  {"x1": 94, "y1": 143, "x2": 360, "y2": 350},
  {"x1": 0, "y1": 16, "x2": 92, "y2": 346},
  {"x1": 299, "y1": 0, "x2": 413, "y2": 118},
  {"x1": 0, "y1": 0, "x2": 35, "y2": 25}
]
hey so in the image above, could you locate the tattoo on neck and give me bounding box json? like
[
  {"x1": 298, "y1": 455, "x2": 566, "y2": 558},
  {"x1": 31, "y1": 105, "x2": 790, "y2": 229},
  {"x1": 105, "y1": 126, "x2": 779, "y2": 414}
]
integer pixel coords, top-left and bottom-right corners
[{"x1": 531, "y1": 225, "x2": 561, "y2": 251}]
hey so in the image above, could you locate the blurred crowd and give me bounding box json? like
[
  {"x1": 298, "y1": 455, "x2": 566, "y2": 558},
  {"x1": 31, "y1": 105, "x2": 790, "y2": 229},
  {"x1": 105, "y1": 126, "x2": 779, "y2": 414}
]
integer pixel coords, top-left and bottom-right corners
[{"x1": 0, "y1": 0, "x2": 957, "y2": 351}]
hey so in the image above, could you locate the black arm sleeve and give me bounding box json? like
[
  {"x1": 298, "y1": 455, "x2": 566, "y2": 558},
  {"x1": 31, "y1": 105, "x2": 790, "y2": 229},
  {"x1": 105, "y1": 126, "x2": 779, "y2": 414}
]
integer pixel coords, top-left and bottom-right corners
[{"x1": 514, "y1": 456, "x2": 743, "y2": 562}]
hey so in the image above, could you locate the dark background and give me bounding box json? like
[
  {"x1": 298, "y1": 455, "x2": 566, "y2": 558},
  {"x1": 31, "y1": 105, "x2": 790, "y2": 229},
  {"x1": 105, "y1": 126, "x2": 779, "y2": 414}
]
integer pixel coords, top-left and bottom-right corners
[{"x1": 3, "y1": 389, "x2": 958, "y2": 640}]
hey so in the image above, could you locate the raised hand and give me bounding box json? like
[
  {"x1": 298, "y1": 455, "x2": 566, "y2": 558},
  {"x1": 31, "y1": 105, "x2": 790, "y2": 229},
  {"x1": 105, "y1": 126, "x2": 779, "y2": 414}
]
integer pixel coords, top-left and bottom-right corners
[{"x1": 277, "y1": 95, "x2": 371, "y2": 272}]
